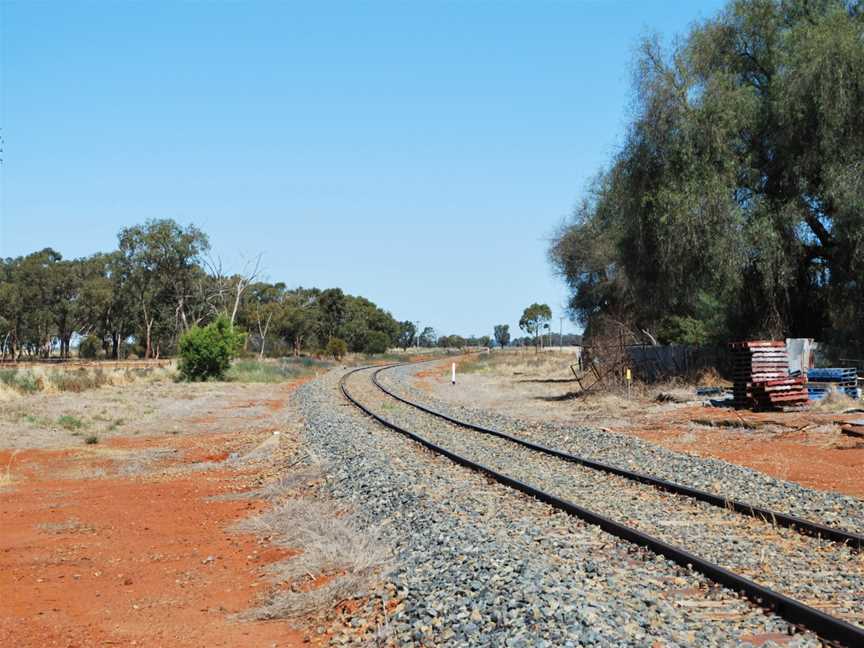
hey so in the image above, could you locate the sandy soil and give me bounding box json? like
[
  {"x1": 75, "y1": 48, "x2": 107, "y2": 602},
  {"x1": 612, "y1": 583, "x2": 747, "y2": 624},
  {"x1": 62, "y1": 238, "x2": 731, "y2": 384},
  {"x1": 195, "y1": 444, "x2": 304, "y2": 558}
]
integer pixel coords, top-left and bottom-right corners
[
  {"x1": 0, "y1": 379, "x2": 318, "y2": 648},
  {"x1": 415, "y1": 353, "x2": 864, "y2": 499}
]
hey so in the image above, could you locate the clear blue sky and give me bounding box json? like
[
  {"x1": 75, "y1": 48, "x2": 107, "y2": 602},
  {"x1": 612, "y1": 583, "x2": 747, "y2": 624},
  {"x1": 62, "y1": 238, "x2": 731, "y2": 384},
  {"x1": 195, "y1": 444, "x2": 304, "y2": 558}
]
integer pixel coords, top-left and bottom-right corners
[{"x1": 0, "y1": 0, "x2": 725, "y2": 338}]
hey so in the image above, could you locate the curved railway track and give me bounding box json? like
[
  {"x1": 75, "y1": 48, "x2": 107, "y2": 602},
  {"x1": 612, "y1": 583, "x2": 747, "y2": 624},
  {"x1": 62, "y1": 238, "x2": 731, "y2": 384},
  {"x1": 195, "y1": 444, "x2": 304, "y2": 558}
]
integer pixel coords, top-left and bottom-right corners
[{"x1": 340, "y1": 363, "x2": 864, "y2": 647}]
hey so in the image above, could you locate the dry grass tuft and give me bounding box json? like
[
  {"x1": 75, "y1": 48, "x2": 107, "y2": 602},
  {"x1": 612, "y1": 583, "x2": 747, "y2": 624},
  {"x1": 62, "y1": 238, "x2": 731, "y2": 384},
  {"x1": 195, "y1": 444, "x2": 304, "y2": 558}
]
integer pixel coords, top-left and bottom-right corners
[
  {"x1": 809, "y1": 389, "x2": 859, "y2": 413},
  {"x1": 37, "y1": 517, "x2": 95, "y2": 534},
  {"x1": 236, "y1": 495, "x2": 392, "y2": 621},
  {"x1": 251, "y1": 574, "x2": 372, "y2": 621},
  {"x1": 0, "y1": 451, "x2": 18, "y2": 490}
]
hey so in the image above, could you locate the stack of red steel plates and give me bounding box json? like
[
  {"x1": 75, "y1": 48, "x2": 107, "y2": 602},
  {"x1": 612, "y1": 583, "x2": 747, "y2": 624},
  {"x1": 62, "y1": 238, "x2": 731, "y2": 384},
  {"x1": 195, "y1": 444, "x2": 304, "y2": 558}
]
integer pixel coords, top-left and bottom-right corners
[{"x1": 729, "y1": 341, "x2": 807, "y2": 410}]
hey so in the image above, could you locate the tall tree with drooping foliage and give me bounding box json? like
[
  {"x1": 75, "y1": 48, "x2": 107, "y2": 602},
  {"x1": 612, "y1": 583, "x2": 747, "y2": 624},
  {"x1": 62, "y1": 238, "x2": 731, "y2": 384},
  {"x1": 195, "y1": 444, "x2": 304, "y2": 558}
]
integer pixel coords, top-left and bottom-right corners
[{"x1": 551, "y1": 0, "x2": 864, "y2": 357}]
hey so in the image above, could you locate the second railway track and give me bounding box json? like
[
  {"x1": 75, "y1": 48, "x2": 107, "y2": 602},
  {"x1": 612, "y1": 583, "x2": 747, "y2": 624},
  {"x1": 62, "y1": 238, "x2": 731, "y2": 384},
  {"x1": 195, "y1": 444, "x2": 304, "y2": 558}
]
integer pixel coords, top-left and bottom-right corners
[{"x1": 341, "y1": 363, "x2": 864, "y2": 647}]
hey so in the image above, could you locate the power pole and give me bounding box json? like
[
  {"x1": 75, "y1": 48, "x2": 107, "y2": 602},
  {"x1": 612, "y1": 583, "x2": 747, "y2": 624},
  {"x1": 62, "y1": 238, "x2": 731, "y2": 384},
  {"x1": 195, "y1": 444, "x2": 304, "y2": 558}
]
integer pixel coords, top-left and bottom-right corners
[{"x1": 414, "y1": 321, "x2": 420, "y2": 348}]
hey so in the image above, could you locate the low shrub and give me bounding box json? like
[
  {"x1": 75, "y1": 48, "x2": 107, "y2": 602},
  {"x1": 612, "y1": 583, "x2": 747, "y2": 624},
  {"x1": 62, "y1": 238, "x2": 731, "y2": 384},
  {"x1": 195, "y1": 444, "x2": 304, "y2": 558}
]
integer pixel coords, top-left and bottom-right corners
[
  {"x1": 178, "y1": 315, "x2": 245, "y2": 381},
  {"x1": 326, "y1": 337, "x2": 348, "y2": 361},
  {"x1": 78, "y1": 335, "x2": 102, "y2": 359},
  {"x1": 58, "y1": 415, "x2": 84, "y2": 431}
]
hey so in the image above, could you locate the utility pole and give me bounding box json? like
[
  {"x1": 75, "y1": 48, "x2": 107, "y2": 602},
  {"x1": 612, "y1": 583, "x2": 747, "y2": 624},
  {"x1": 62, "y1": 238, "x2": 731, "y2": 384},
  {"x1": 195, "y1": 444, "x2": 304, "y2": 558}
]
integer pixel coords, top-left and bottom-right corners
[{"x1": 414, "y1": 321, "x2": 420, "y2": 348}]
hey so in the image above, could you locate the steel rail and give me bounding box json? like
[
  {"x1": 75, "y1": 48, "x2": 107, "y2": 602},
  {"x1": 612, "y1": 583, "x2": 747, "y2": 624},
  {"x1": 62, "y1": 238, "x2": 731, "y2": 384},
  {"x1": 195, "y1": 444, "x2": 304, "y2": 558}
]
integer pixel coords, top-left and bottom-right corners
[
  {"x1": 372, "y1": 363, "x2": 864, "y2": 551},
  {"x1": 340, "y1": 365, "x2": 864, "y2": 648}
]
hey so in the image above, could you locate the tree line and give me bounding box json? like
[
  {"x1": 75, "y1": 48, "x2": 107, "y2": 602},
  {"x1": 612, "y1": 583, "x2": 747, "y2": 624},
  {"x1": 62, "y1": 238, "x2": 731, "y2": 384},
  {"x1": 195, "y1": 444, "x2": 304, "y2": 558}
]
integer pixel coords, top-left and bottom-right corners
[
  {"x1": 550, "y1": 0, "x2": 863, "y2": 358},
  {"x1": 0, "y1": 219, "x2": 423, "y2": 361}
]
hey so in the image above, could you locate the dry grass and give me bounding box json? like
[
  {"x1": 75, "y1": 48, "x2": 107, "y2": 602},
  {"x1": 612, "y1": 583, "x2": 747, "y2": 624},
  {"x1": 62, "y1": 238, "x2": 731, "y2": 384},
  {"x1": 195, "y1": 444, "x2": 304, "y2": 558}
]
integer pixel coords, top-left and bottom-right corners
[
  {"x1": 459, "y1": 350, "x2": 577, "y2": 378},
  {"x1": 37, "y1": 517, "x2": 95, "y2": 534},
  {"x1": 809, "y1": 389, "x2": 860, "y2": 413},
  {"x1": 0, "y1": 450, "x2": 18, "y2": 490},
  {"x1": 0, "y1": 363, "x2": 175, "y2": 396},
  {"x1": 235, "y1": 486, "x2": 392, "y2": 621}
]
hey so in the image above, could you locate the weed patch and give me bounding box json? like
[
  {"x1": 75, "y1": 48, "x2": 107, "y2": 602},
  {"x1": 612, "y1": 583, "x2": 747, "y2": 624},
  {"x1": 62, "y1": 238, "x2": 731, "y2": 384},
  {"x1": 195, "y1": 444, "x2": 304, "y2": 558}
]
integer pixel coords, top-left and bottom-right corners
[
  {"x1": 227, "y1": 358, "x2": 333, "y2": 383},
  {"x1": 58, "y1": 415, "x2": 85, "y2": 431}
]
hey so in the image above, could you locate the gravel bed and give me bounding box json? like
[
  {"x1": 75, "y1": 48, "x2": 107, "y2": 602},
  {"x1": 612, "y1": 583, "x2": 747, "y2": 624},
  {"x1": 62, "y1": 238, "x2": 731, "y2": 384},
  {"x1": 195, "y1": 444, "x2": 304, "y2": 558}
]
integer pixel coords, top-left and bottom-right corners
[
  {"x1": 293, "y1": 368, "x2": 822, "y2": 647},
  {"x1": 379, "y1": 362, "x2": 864, "y2": 536},
  {"x1": 354, "y1": 369, "x2": 864, "y2": 629}
]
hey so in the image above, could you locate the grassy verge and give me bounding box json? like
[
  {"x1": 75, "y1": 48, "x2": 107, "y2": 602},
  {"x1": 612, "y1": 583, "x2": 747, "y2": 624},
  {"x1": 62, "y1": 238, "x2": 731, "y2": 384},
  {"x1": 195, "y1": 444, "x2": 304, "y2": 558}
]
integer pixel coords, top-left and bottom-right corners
[
  {"x1": 226, "y1": 357, "x2": 335, "y2": 383},
  {"x1": 1, "y1": 364, "x2": 175, "y2": 396}
]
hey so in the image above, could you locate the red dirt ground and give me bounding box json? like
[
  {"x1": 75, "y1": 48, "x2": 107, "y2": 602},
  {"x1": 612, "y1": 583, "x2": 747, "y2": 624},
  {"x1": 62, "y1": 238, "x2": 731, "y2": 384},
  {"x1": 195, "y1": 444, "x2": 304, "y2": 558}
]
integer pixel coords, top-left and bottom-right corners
[
  {"x1": 0, "y1": 425, "x2": 313, "y2": 646},
  {"x1": 618, "y1": 405, "x2": 864, "y2": 499}
]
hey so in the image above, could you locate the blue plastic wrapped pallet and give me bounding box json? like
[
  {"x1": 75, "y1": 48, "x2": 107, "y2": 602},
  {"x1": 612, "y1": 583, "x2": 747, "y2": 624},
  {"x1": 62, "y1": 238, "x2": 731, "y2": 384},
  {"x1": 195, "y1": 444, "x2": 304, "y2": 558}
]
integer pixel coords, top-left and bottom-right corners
[{"x1": 807, "y1": 368, "x2": 857, "y2": 381}]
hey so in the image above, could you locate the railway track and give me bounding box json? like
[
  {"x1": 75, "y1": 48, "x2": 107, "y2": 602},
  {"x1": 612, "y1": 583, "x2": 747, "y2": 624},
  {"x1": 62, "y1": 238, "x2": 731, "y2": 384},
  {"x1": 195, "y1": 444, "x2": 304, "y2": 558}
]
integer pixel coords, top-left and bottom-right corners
[{"x1": 340, "y1": 363, "x2": 864, "y2": 647}]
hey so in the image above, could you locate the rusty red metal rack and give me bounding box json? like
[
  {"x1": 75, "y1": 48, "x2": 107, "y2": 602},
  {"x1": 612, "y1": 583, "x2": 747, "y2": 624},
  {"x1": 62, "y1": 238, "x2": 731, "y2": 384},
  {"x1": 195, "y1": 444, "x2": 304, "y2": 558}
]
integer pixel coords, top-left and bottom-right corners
[{"x1": 730, "y1": 340, "x2": 808, "y2": 409}]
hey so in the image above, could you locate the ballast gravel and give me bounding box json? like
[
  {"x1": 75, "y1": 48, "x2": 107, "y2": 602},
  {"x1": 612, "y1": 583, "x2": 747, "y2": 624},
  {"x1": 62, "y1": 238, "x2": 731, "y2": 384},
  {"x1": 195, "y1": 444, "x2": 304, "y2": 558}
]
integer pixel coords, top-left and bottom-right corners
[
  {"x1": 379, "y1": 362, "x2": 864, "y2": 536},
  {"x1": 360, "y1": 368, "x2": 864, "y2": 629},
  {"x1": 293, "y1": 368, "x2": 821, "y2": 647}
]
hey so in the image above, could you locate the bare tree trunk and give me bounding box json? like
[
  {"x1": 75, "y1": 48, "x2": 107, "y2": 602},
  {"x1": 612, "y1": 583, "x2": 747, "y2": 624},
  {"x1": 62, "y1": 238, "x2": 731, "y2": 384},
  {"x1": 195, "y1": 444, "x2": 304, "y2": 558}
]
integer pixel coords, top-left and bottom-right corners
[
  {"x1": 257, "y1": 309, "x2": 272, "y2": 360},
  {"x1": 143, "y1": 302, "x2": 154, "y2": 360}
]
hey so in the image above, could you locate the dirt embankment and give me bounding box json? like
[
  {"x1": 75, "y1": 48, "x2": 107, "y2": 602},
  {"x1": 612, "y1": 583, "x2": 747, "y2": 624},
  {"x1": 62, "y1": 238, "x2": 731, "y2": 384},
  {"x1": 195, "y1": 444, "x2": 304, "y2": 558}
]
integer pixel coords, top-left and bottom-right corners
[{"x1": 0, "y1": 380, "x2": 315, "y2": 648}]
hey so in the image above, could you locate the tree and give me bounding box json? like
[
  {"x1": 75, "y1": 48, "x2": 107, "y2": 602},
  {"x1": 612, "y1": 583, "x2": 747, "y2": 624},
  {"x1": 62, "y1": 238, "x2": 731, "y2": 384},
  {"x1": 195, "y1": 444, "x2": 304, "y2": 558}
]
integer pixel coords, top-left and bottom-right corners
[
  {"x1": 178, "y1": 314, "x2": 244, "y2": 381},
  {"x1": 364, "y1": 330, "x2": 390, "y2": 354},
  {"x1": 519, "y1": 304, "x2": 552, "y2": 350},
  {"x1": 276, "y1": 290, "x2": 320, "y2": 357},
  {"x1": 493, "y1": 324, "x2": 510, "y2": 348},
  {"x1": 418, "y1": 327, "x2": 437, "y2": 347},
  {"x1": 478, "y1": 335, "x2": 492, "y2": 348},
  {"x1": 551, "y1": 0, "x2": 864, "y2": 357},
  {"x1": 397, "y1": 321, "x2": 417, "y2": 350},
  {"x1": 318, "y1": 288, "x2": 346, "y2": 341},
  {"x1": 118, "y1": 219, "x2": 209, "y2": 359}
]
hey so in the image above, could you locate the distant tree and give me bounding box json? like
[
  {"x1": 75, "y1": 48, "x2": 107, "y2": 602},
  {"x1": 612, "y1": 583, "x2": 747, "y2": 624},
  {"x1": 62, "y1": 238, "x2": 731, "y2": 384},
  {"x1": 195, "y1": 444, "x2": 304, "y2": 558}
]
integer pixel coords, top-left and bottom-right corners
[
  {"x1": 478, "y1": 335, "x2": 492, "y2": 348},
  {"x1": 117, "y1": 219, "x2": 209, "y2": 358},
  {"x1": 276, "y1": 290, "x2": 320, "y2": 357},
  {"x1": 364, "y1": 330, "x2": 390, "y2": 354},
  {"x1": 397, "y1": 321, "x2": 417, "y2": 350},
  {"x1": 318, "y1": 288, "x2": 346, "y2": 341},
  {"x1": 493, "y1": 324, "x2": 510, "y2": 348},
  {"x1": 418, "y1": 326, "x2": 437, "y2": 347},
  {"x1": 437, "y1": 334, "x2": 466, "y2": 348},
  {"x1": 519, "y1": 303, "x2": 552, "y2": 351}
]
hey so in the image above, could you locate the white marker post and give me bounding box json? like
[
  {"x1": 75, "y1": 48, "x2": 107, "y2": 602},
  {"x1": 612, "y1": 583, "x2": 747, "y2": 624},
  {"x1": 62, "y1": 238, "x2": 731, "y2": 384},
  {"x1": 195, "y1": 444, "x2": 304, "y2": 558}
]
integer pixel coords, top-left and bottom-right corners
[{"x1": 451, "y1": 362, "x2": 456, "y2": 385}]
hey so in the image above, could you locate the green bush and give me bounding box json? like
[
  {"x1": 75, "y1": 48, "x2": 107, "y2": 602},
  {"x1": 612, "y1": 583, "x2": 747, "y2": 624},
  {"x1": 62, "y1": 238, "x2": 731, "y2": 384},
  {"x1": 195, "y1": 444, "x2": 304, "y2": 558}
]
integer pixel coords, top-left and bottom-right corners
[
  {"x1": 363, "y1": 331, "x2": 390, "y2": 355},
  {"x1": 178, "y1": 315, "x2": 245, "y2": 381},
  {"x1": 78, "y1": 335, "x2": 101, "y2": 359},
  {"x1": 656, "y1": 316, "x2": 709, "y2": 346},
  {"x1": 326, "y1": 337, "x2": 348, "y2": 361}
]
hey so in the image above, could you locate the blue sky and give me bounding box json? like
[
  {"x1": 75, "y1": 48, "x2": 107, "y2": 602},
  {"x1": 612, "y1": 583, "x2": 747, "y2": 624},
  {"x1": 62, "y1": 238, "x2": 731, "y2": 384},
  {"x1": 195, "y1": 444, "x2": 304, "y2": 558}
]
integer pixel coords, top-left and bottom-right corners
[{"x1": 0, "y1": 0, "x2": 725, "y2": 338}]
